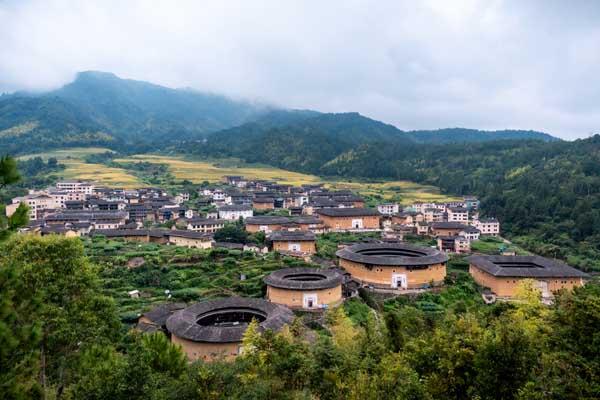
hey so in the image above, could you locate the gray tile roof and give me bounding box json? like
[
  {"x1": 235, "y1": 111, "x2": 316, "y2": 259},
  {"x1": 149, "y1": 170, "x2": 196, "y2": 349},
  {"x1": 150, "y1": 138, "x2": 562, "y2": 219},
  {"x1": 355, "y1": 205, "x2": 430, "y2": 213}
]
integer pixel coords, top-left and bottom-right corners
[
  {"x1": 264, "y1": 267, "x2": 343, "y2": 290},
  {"x1": 166, "y1": 297, "x2": 294, "y2": 343},
  {"x1": 466, "y1": 255, "x2": 590, "y2": 278},
  {"x1": 316, "y1": 207, "x2": 380, "y2": 217},
  {"x1": 336, "y1": 242, "x2": 448, "y2": 267}
]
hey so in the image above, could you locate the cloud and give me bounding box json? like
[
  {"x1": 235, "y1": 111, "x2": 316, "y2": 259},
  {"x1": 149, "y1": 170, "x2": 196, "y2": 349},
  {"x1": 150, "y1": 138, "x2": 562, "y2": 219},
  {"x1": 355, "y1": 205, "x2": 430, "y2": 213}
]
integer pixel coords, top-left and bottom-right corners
[{"x1": 1, "y1": 0, "x2": 599, "y2": 139}]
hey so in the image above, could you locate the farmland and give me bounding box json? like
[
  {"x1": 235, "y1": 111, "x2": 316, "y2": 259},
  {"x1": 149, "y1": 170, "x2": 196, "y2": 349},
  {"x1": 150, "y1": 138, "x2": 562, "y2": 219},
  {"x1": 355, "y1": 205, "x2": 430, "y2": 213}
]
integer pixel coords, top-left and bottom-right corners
[
  {"x1": 18, "y1": 149, "x2": 458, "y2": 204},
  {"x1": 18, "y1": 147, "x2": 142, "y2": 187}
]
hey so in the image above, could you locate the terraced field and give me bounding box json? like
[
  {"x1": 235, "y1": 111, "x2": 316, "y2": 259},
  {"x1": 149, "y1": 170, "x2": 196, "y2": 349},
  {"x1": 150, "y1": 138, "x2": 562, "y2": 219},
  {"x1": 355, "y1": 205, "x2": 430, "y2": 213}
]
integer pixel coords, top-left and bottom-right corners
[
  {"x1": 18, "y1": 147, "x2": 142, "y2": 187},
  {"x1": 18, "y1": 149, "x2": 458, "y2": 204},
  {"x1": 115, "y1": 154, "x2": 322, "y2": 186}
]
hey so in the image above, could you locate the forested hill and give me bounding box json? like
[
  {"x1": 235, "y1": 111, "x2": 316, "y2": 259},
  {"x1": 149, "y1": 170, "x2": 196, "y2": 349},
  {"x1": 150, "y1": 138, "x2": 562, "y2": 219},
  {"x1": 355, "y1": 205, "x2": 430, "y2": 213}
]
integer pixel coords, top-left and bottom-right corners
[
  {"x1": 192, "y1": 112, "x2": 413, "y2": 171},
  {"x1": 0, "y1": 71, "x2": 271, "y2": 154},
  {"x1": 406, "y1": 127, "x2": 557, "y2": 143},
  {"x1": 186, "y1": 111, "x2": 556, "y2": 170},
  {"x1": 0, "y1": 71, "x2": 556, "y2": 155}
]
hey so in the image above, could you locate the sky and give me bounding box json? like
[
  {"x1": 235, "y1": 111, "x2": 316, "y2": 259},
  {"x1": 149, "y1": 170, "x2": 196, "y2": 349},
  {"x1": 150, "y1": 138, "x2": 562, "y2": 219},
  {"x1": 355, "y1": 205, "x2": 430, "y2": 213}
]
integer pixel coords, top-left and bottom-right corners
[{"x1": 1, "y1": 0, "x2": 600, "y2": 139}]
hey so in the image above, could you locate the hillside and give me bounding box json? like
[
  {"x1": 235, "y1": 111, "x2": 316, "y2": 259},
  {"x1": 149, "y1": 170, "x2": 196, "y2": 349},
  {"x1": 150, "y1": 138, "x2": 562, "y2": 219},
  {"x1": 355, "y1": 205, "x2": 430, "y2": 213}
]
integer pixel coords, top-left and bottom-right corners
[
  {"x1": 406, "y1": 127, "x2": 557, "y2": 143},
  {"x1": 0, "y1": 71, "x2": 272, "y2": 154},
  {"x1": 0, "y1": 71, "x2": 557, "y2": 155},
  {"x1": 191, "y1": 112, "x2": 413, "y2": 172},
  {"x1": 0, "y1": 96, "x2": 117, "y2": 154},
  {"x1": 51, "y1": 71, "x2": 269, "y2": 140},
  {"x1": 190, "y1": 111, "x2": 556, "y2": 173}
]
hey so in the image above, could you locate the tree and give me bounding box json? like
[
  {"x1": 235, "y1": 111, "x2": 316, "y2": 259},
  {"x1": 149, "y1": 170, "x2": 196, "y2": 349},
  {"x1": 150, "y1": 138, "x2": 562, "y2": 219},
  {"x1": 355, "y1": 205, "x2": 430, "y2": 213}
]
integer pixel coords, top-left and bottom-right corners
[
  {"x1": 0, "y1": 235, "x2": 121, "y2": 396},
  {"x1": 0, "y1": 155, "x2": 28, "y2": 241},
  {"x1": 0, "y1": 156, "x2": 20, "y2": 189},
  {"x1": 213, "y1": 223, "x2": 248, "y2": 243}
]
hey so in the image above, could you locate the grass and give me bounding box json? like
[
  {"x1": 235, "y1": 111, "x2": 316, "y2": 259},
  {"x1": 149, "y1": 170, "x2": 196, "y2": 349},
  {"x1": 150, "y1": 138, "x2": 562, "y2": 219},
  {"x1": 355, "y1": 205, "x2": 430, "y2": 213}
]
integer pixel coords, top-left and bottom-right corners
[
  {"x1": 17, "y1": 147, "x2": 115, "y2": 161},
  {"x1": 470, "y1": 236, "x2": 530, "y2": 255},
  {"x1": 85, "y1": 236, "x2": 319, "y2": 321}
]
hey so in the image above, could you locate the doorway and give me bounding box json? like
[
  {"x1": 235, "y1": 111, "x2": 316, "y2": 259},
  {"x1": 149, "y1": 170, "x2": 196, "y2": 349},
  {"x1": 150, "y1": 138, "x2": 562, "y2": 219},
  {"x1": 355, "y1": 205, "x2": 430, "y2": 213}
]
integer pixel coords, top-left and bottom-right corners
[
  {"x1": 391, "y1": 274, "x2": 407, "y2": 289},
  {"x1": 303, "y1": 293, "x2": 318, "y2": 309}
]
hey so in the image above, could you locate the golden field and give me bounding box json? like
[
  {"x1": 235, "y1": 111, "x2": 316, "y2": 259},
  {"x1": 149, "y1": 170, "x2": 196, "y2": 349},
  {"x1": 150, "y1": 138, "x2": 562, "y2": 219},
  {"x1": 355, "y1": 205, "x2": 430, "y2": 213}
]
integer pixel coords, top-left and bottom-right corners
[
  {"x1": 19, "y1": 148, "x2": 141, "y2": 188},
  {"x1": 18, "y1": 149, "x2": 458, "y2": 204}
]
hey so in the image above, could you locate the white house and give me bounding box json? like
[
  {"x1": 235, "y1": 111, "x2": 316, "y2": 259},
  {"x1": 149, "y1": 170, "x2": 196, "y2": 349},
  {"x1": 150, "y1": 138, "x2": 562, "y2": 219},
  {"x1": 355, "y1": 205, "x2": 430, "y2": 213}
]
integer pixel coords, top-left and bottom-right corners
[
  {"x1": 475, "y1": 218, "x2": 500, "y2": 236},
  {"x1": 217, "y1": 205, "x2": 253, "y2": 220},
  {"x1": 447, "y1": 207, "x2": 469, "y2": 223},
  {"x1": 56, "y1": 180, "x2": 95, "y2": 195},
  {"x1": 377, "y1": 203, "x2": 400, "y2": 215}
]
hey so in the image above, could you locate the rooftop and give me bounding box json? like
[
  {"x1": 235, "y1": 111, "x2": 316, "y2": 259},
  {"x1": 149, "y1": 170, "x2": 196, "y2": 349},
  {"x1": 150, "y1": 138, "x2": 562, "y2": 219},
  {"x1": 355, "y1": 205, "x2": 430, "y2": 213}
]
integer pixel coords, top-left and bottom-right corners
[
  {"x1": 269, "y1": 230, "x2": 316, "y2": 241},
  {"x1": 467, "y1": 255, "x2": 590, "y2": 278},
  {"x1": 431, "y1": 221, "x2": 470, "y2": 230},
  {"x1": 336, "y1": 242, "x2": 448, "y2": 267},
  {"x1": 165, "y1": 297, "x2": 294, "y2": 343},
  {"x1": 316, "y1": 207, "x2": 380, "y2": 217},
  {"x1": 264, "y1": 267, "x2": 343, "y2": 290},
  {"x1": 142, "y1": 303, "x2": 187, "y2": 326}
]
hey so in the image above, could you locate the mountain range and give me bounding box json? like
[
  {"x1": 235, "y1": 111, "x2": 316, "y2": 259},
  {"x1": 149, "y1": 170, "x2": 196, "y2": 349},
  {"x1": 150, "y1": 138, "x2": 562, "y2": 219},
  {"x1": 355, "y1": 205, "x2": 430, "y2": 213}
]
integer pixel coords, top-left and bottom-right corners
[{"x1": 0, "y1": 71, "x2": 557, "y2": 155}]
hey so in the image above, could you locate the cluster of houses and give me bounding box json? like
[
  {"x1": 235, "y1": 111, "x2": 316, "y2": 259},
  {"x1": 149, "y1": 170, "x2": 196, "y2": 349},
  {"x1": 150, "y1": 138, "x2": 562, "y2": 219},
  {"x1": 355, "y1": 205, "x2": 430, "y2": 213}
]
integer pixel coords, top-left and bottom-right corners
[{"x1": 6, "y1": 177, "x2": 502, "y2": 256}]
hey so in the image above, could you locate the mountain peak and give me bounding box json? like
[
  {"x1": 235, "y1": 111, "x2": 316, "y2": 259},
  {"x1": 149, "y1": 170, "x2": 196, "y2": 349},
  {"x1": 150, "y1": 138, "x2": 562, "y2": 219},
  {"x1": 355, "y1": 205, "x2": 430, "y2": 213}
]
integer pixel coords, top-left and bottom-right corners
[{"x1": 75, "y1": 70, "x2": 119, "y2": 81}]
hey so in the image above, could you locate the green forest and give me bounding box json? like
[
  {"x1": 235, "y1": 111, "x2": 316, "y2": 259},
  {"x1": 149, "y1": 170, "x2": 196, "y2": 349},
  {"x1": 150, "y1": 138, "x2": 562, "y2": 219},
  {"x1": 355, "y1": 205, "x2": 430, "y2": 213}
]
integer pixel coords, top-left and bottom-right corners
[{"x1": 1, "y1": 234, "x2": 599, "y2": 400}]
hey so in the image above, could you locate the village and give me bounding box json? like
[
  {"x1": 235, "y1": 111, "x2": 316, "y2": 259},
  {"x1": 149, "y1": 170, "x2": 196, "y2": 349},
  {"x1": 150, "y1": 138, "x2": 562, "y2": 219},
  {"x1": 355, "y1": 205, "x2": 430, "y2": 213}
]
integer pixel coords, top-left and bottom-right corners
[{"x1": 5, "y1": 175, "x2": 590, "y2": 361}]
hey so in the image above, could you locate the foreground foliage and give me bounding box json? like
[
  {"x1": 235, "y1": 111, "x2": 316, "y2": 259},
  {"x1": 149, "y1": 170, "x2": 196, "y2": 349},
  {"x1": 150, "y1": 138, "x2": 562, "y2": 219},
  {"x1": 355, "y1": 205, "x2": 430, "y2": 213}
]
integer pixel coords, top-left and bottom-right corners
[{"x1": 1, "y1": 235, "x2": 599, "y2": 399}]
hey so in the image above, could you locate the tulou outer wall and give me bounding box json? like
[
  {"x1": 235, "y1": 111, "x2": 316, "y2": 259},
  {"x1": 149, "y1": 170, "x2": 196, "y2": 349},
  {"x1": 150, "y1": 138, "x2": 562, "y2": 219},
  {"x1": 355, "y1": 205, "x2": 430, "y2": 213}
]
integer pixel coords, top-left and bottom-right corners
[
  {"x1": 171, "y1": 335, "x2": 241, "y2": 362},
  {"x1": 266, "y1": 285, "x2": 342, "y2": 309},
  {"x1": 339, "y1": 258, "x2": 446, "y2": 288},
  {"x1": 468, "y1": 265, "x2": 585, "y2": 297}
]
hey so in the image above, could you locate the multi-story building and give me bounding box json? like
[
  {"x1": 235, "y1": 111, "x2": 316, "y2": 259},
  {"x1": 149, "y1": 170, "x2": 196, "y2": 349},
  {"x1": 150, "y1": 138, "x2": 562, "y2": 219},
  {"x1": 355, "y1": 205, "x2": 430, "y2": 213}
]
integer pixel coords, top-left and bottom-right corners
[
  {"x1": 377, "y1": 203, "x2": 400, "y2": 215},
  {"x1": 217, "y1": 205, "x2": 253, "y2": 220},
  {"x1": 475, "y1": 218, "x2": 500, "y2": 236},
  {"x1": 55, "y1": 181, "x2": 95, "y2": 195},
  {"x1": 447, "y1": 206, "x2": 469, "y2": 222}
]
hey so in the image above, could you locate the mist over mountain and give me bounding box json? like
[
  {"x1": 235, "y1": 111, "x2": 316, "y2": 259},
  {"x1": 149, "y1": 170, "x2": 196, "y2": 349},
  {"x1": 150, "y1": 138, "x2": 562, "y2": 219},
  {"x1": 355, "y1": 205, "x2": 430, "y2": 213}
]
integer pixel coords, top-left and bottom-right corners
[
  {"x1": 0, "y1": 71, "x2": 272, "y2": 154},
  {"x1": 0, "y1": 71, "x2": 557, "y2": 155}
]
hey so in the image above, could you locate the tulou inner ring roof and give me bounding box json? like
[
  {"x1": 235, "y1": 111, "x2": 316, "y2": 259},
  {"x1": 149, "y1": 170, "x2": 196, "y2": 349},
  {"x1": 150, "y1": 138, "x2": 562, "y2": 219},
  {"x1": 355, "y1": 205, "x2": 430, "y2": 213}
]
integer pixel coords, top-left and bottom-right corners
[
  {"x1": 264, "y1": 267, "x2": 344, "y2": 290},
  {"x1": 166, "y1": 297, "x2": 294, "y2": 343}
]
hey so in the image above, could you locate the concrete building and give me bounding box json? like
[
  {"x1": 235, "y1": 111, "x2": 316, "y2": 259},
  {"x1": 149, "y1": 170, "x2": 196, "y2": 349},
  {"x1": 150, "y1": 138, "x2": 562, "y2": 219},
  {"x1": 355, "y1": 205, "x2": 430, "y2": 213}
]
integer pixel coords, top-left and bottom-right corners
[
  {"x1": 475, "y1": 218, "x2": 501, "y2": 236},
  {"x1": 218, "y1": 205, "x2": 253, "y2": 220},
  {"x1": 447, "y1": 207, "x2": 469, "y2": 222},
  {"x1": 377, "y1": 203, "x2": 400, "y2": 215},
  {"x1": 187, "y1": 218, "x2": 226, "y2": 233},
  {"x1": 56, "y1": 180, "x2": 95, "y2": 195}
]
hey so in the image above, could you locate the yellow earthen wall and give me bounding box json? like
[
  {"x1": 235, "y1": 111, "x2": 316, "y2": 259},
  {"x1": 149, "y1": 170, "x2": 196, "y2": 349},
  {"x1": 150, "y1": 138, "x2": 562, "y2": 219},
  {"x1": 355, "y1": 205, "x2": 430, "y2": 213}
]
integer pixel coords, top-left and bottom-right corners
[
  {"x1": 273, "y1": 240, "x2": 316, "y2": 254},
  {"x1": 266, "y1": 285, "x2": 342, "y2": 308},
  {"x1": 171, "y1": 334, "x2": 240, "y2": 362},
  {"x1": 469, "y1": 265, "x2": 585, "y2": 297},
  {"x1": 319, "y1": 215, "x2": 380, "y2": 230},
  {"x1": 339, "y1": 258, "x2": 446, "y2": 288}
]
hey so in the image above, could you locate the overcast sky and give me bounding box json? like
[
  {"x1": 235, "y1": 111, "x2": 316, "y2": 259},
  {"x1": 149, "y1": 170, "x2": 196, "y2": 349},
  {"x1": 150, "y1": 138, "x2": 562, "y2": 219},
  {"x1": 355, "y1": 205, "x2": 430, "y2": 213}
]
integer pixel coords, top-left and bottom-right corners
[{"x1": 1, "y1": 0, "x2": 599, "y2": 139}]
